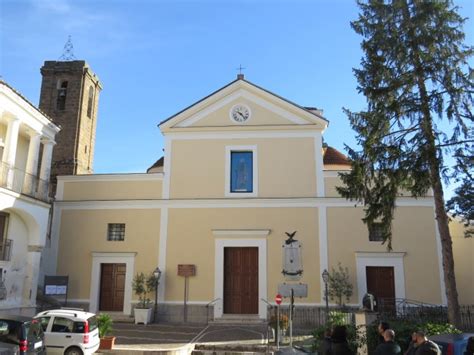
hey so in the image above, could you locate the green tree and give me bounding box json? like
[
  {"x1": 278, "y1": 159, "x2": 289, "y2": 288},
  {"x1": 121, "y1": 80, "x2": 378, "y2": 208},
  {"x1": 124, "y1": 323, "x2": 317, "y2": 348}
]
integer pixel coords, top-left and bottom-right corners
[
  {"x1": 338, "y1": 0, "x2": 473, "y2": 327},
  {"x1": 327, "y1": 263, "x2": 354, "y2": 306},
  {"x1": 447, "y1": 146, "x2": 474, "y2": 238}
]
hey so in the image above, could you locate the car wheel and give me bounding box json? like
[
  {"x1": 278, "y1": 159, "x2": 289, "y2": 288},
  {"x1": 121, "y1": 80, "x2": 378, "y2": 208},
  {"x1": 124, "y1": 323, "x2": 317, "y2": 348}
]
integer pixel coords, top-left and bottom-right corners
[{"x1": 65, "y1": 347, "x2": 83, "y2": 355}]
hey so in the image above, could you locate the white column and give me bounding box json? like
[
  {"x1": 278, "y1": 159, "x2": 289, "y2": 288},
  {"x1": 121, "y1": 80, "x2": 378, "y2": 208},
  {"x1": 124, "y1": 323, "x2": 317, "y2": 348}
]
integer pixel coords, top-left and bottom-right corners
[
  {"x1": 25, "y1": 133, "x2": 41, "y2": 176},
  {"x1": 38, "y1": 139, "x2": 55, "y2": 199},
  {"x1": 39, "y1": 138, "x2": 55, "y2": 182},
  {"x1": 23, "y1": 133, "x2": 42, "y2": 195},
  {"x1": 2, "y1": 117, "x2": 21, "y2": 189}
]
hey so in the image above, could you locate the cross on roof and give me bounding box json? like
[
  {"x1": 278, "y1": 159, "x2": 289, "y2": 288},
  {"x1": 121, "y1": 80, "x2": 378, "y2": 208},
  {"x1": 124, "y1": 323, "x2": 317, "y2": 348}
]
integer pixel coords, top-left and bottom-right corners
[
  {"x1": 236, "y1": 64, "x2": 246, "y2": 75},
  {"x1": 59, "y1": 35, "x2": 76, "y2": 61}
]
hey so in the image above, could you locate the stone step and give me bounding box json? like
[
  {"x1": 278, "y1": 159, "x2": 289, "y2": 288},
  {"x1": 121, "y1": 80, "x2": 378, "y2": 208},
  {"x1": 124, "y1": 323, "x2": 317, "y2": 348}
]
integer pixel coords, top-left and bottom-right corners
[
  {"x1": 210, "y1": 315, "x2": 267, "y2": 325},
  {"x1": 107, "y1": 312, "x2": 135, "y2": 323},
  {"x1": 193, "y1": 344, "x2": 271, "y2": 355}
]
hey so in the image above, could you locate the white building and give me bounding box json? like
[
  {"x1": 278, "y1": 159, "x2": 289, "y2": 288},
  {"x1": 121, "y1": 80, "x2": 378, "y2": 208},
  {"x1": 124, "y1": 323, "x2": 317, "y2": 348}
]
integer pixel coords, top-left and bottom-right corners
[{"x1": 0, "y1": 80, "x2": 60, "y2": 314}]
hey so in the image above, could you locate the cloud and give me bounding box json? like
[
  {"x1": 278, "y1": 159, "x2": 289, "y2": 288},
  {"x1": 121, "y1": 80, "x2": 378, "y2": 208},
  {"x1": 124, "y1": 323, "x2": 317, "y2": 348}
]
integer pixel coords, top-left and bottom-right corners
[{"x1": 33, "y1": 0, "x2": 72, "y2": 14}]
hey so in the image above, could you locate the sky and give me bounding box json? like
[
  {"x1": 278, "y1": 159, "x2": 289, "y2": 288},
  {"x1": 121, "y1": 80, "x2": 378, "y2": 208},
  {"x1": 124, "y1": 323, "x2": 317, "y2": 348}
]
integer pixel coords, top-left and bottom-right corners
[{"x1": 1, "y1": 0, "x2": 473, "y2": 183}]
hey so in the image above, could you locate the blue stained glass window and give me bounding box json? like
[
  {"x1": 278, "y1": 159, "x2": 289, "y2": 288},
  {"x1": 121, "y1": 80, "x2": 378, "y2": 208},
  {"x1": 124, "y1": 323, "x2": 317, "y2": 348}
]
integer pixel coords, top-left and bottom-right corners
[{"x1": 231, "y1": 151, "x2": 253, "y2": 193}]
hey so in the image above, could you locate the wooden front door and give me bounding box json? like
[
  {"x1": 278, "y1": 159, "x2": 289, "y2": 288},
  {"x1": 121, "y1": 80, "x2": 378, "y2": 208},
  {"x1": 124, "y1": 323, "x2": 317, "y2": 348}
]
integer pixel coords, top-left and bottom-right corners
[
  {"x1": 99, "y1": 263, "x2": 126, "y2": 311},
  {"x1": 224, "y1": 247, "x2": 258, "y2": 314},
  {"x1": 366, "y1": 266, "x2": 395, "y2": 312}
]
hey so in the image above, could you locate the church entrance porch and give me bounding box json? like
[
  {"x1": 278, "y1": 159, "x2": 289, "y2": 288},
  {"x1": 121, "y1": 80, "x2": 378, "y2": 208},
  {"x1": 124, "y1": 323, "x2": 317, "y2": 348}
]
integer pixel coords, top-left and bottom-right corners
[
  {"x1": 99, "y1": 263, "x2": 126, "y2": 312},
  {"x1": 214, "y1": 237, "x2": 268, "y2": 320},
  {"x1": 223, "y1": 247, "x2": 258, "y2": 314}
]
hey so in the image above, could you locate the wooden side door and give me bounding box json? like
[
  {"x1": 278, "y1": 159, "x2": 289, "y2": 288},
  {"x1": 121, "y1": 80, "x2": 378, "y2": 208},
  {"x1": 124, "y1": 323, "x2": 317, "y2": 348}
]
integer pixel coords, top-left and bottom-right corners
[
  {"x1": 366, "y1": 266, "x2": 395, "y2": 312},
  {"x1": 224, "y1": 247, "x2": 258, "y2": 314},
  {"x1": 99, "y1": 263, "x2": 126, "y2": 311}
]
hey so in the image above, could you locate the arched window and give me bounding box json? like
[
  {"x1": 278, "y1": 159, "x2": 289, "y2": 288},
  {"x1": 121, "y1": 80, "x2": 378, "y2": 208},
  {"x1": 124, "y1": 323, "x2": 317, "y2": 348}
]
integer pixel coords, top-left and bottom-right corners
[
  {"x1": 86, "y1": 86, "x2": 94, "y2": 118},
  {"x1": 56, "y1": 81, "x2": 68, "y2": 110}
]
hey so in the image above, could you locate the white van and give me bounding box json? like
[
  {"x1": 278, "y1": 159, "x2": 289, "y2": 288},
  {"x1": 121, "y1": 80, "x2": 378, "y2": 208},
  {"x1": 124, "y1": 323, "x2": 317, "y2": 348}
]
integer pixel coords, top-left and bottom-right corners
[{"x1": 34, "y1": 309, "x2": 100, "y2": 355}]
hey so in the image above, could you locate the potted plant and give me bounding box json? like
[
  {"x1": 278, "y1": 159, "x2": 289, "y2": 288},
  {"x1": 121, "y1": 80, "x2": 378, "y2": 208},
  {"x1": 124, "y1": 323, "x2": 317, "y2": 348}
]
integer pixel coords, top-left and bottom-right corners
[
  {"x1": 97, "y1": 313, "x2": 115, "y2": 350},
  {"x1": 269, "y1": 313, "x2": 289, "y2": 341},
  {"x1": 132, "y1": 272, "x2": 157, "y2": 325}
]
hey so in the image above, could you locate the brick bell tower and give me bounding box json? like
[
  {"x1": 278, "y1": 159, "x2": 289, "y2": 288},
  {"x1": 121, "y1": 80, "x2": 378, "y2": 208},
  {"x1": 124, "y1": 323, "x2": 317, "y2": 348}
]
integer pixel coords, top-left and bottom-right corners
[{"x1": 38, "y1": 60, "x2": 102, "y2": 187}]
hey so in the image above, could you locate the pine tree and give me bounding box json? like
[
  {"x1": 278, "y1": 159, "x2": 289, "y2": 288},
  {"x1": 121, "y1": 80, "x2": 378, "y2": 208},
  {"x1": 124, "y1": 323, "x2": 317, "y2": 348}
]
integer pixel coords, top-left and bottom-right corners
[
  {"x1": 447, "y1": 145, "x2": 473, "y2": 238},
  {"x1": 337, "y1": 0, "x2": 473, "y2": 327}
]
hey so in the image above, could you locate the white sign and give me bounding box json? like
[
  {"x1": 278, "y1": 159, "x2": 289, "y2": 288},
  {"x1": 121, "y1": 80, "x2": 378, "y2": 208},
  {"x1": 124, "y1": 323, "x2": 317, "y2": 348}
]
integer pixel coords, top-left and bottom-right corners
[
  {"x1": 45, "y1": 285, "x2": 57, "y2": 295},
  {"x1": 278, "y1": 283, "x2": 308, "y2": 298},
  {"x1": 56, "y1": 286, "x2": 67, "y2": 295},
  {"x1": 282, "y1": 240, "x2": 303, "y2": 281}
]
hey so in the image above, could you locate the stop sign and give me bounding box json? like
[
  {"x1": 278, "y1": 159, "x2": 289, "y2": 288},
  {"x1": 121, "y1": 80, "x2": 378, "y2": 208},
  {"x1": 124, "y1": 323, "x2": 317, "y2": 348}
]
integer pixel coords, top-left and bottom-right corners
[{"x1": 275, "y1": 293, "x2": 282, "y2": 305}]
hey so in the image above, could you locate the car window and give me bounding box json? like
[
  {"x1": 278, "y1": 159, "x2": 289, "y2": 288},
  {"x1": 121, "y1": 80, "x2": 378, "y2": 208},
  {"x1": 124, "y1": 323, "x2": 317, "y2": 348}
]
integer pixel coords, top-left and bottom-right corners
[
  {"x1": 87, "y1": 316, "x2": 98, "y2": 332},
  {"x1": 0, "y1": 321, "x2": 21, "y2": 344},
  {"x1": 25, "y1": 321, "x2": 43, "y2": 341},
  {"x1": 0, "y1": 322, "x2": 9, "y2": 336},
  {"x1": 51, "y1": 317, "x2": 74, "y2": 333},
  {"x1": 37, "y1": 317, "x2": 50, "y2": 332},
  {"x1": 73, "y1": 321, "x2": 86, "y2": 333}
]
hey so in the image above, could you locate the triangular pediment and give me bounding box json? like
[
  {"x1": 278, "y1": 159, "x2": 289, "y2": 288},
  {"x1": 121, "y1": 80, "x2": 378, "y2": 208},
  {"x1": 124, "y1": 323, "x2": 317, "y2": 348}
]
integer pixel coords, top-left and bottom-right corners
[{"x1": 159, "y1": 79, "x2": 328, "y2": 132}]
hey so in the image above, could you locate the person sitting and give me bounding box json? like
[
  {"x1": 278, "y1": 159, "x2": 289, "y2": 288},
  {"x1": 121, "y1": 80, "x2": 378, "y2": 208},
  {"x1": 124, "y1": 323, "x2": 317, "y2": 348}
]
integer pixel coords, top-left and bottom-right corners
[
  {"x1": 414, "y1": 330, "x2": 441, "y2": 355},
  {"x1": 374, "y1": 329, "x2": 401, "y2": 355}
]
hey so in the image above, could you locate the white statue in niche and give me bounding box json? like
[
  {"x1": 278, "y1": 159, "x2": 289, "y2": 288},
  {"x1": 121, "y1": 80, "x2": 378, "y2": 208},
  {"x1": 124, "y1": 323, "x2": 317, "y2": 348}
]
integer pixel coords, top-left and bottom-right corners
[{"x1": 282, "y1": 231, "x2": 303, "y2": 281}]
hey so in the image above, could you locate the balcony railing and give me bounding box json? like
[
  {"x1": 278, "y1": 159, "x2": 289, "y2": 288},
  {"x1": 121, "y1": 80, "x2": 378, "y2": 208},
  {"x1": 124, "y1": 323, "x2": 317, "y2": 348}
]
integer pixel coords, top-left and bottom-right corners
[
  {"x1": 0, "y1": 162, "x2": 50, "y2": 202},
  {"x1": 0, "y1": 239, "x2": 12, "y2": 261}
]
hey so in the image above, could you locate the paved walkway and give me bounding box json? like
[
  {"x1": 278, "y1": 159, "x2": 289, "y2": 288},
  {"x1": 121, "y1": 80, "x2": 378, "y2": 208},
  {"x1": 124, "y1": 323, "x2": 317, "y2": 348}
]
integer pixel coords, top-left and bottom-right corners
[
  {"x1": 98, "y1": 322, "x2": 271, "y2": 353},
  {"x1": 99, "y1": 322, "x2": 313, "y2": 354}
]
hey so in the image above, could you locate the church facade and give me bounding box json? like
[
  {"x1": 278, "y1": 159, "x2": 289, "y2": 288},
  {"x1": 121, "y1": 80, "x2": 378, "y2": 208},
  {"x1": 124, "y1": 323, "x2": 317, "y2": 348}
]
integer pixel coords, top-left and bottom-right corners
[{"x1": 45, "y1": 74, "x2": 461, "y2": 322}]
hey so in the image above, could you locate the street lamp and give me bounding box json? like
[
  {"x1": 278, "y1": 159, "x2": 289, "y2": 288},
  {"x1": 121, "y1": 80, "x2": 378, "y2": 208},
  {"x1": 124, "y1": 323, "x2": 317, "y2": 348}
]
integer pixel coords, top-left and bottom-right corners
[
  {"x1": 153, "y1": 267, "x2": 162, "y2": 323},
  {"x1": 322, "y1": 269, "x2": 329, "y2": 323}
]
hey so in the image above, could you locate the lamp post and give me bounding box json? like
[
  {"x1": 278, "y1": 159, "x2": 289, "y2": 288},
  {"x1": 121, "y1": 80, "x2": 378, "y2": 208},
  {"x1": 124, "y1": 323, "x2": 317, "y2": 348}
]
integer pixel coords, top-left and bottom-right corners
[
  {"x1": 322, "y1": 269, "x2": 329, "y2": 323},
  {"x1": 153, "y1": 267, "x2": 162, "y2": 323}
]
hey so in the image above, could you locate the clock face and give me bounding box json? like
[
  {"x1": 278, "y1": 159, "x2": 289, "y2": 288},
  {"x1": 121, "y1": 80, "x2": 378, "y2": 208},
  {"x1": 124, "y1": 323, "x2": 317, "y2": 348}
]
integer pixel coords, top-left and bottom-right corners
[{"x1": 230, "y1": 104, "x2": 251, "y2": 123}]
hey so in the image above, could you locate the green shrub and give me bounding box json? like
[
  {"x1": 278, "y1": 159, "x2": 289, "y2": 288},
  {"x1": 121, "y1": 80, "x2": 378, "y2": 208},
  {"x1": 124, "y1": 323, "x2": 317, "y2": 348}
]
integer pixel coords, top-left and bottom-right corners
[{"x1": 97, "y1": 313, "x2": 113, "y2": 338}]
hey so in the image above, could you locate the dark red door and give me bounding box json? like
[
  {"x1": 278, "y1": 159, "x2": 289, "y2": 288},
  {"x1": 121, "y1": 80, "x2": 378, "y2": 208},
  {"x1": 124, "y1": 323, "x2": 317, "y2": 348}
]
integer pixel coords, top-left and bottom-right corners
[
  {"x1": 366, "y1": 266, "x2": 395, "y2": 312},
  {"x1": 100, "y1": 263, "x2": 126, "y2": 311},
  {"x1": 224, "y1": 247, "x2": 258, "y2": 314}
]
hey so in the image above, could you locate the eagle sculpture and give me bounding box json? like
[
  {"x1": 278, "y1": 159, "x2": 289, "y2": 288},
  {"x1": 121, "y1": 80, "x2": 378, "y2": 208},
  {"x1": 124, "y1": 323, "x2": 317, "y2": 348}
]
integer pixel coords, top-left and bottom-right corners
[{"x1": 285, "y1": 231, "x2": 297, "y2": 245}]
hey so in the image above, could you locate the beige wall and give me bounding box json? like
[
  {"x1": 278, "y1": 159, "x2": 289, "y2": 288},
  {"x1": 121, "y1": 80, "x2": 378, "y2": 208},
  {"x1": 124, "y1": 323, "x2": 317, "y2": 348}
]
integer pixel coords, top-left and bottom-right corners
[
  {"x1": 61, "y1": 179, "x2": 162, "y2": 200},
  {"x1": 450, "y1": 219, "x2": 474, "y2": 304},
  {"x1": 165, "y1": 207, "x2": 320, "y2": 303},
  {"x1": 327, "y1": 206, "x2": 442, "y2": 304},
  {"x1": 325, "y1": 176, "x2": 343, "y2": 197},
  {"x1": 194, "y1": 97, "x2": 297, "y2": 127},
  {"x1": 170, "y1": 138, "x2": 317, "y2": 199},
  {"x1": 57, "y1": 209, "x2": 161, "y2": 300}
]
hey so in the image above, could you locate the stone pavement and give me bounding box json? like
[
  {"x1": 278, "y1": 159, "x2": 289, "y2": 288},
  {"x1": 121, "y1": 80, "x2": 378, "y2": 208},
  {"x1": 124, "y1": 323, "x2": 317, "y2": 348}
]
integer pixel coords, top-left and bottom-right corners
[{"x1": 97, "y1": 321, "x2": 277, "y2": 354}]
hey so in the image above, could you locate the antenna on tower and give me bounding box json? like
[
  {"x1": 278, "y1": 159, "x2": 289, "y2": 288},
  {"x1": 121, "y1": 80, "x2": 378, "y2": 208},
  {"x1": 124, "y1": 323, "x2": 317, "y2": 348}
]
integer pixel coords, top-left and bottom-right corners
[{"x1": 59, "y1": 35, "x2": 76, "y2": 61}]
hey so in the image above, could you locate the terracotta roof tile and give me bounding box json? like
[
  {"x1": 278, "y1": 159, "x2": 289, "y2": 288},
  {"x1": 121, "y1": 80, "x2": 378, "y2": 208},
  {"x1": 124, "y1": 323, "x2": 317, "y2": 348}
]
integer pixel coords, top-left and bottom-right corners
[
  {"x1": 323, "y1": 146, "x2": 351, "y2": 166},
  {"x1": 147, "y1": 157, "x2": 164, "y2": 173}
]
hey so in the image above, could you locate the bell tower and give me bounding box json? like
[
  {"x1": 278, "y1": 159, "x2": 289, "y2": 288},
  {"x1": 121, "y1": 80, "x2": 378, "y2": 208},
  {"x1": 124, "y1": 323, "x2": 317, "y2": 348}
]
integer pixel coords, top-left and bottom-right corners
[{"x1": 38, "y1": 60, "x2": 102, "y2": 183}]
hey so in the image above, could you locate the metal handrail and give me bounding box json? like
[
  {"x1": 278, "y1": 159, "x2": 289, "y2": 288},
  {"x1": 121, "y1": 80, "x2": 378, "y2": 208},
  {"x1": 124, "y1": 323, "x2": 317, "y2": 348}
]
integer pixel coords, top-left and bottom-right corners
[
  {"x1": 205, "y1": 298, "x2": 221, "y2": 325},
  {"x1": 0, "y1": 162, "x2": 50, "y2": 202},
  {"x1": 205, "y1": 298, "x2": 221, "y2": 308},
  {"x1": 261, "y1": 298, "x2": 275, "y2": 309}
]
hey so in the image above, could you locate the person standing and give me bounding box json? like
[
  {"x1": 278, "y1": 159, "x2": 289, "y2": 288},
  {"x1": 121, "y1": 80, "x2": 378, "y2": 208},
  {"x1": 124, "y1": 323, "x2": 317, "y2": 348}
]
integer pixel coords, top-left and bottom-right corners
[
  {"x1": 319, "y1": 328, "x2": 332, "y2": 355},
  {"x1": 404, "y1": 332, "x2": 418, "y2": 355},
  {"x1": 378, "y1": 322, "x2": 391, "y2": 344},
  {"x1": 414, "y1": 330, "x2": 441, "y2": 355},
  {"x1": 374, "y1": 329, "x2": 401, "y2": 355},
  {"x1": 465, "y1": 336, "x2": 474, "y2": 355},
  {"x1": 331, "y1": 325, "x2": 354, "y2": 355}
]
